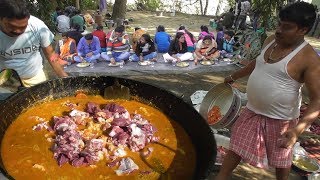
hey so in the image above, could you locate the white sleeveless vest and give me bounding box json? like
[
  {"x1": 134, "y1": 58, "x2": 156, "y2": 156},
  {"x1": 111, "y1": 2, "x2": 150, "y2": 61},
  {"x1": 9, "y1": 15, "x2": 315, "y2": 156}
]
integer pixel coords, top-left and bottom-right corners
[{"x1": 246, "y1": 40, "x2": 307, "y2": 120}]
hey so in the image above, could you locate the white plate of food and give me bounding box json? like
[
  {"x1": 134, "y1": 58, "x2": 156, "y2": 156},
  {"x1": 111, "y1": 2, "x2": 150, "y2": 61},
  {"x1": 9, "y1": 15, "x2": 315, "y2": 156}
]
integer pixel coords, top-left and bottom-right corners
[
  {"x1": 200, "y1": 60, "x2": 215, "y2": 66},
  {"x1": 138, "y1": 61, "x2": 152, "y2": 66},
  {"x1": 176, "y1": 61, "x2": 189, "y2": 67},
  {"x1": 108, "y1": 62, "x2": 121, "y2": 67},
  {"x1": 76, "y1": 62, "x2": 91, "y2": 68},
  {"x1": 222, "y1": 58, "x2": 233, "y2": 62}
]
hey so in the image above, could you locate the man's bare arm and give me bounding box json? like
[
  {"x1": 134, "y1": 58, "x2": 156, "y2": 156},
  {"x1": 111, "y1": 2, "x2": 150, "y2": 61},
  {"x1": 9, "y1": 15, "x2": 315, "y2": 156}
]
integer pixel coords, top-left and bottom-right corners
[
  {"x1": 294, "y1": 57, "x2": 320, "y2": 135},
  {"x1": 42, "y1": 45, "x2": 68, "y2": 78}
]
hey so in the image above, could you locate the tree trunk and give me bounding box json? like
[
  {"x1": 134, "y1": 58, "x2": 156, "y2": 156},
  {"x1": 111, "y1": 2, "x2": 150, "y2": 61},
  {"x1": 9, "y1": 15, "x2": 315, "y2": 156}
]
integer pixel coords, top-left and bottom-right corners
[
  {"x1": 200, "y1": 0, "x2": 204, "y2": 15},
  {"x1": 75, "y1": 0, "x2": 80, "y2": 9},
  {"x1": 203, "y1": 0, "x2": 209, "y2": 15},
  {"x1": 111, "y1": 0, "x2": 127, "y2": 22},
  {"x1": 215, "y1": 0, "x2": 221, "y2": 16}
]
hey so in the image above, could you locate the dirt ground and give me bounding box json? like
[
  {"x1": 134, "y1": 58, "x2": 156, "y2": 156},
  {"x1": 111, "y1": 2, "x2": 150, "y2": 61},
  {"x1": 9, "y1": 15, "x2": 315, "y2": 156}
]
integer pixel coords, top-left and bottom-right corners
[{"x1": 124, "y1": 11, "x2": 213, "y2": 36}]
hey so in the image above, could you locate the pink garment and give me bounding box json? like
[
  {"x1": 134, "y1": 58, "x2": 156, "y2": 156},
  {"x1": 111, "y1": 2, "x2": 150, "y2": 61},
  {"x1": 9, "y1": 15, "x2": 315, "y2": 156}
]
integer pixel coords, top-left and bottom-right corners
[
  {"x1": 198, "y1": 31, "x2": 214, "y2": 40},
  {"x1": 178, "y1": 30, "x2": 194, "y2": 47}
]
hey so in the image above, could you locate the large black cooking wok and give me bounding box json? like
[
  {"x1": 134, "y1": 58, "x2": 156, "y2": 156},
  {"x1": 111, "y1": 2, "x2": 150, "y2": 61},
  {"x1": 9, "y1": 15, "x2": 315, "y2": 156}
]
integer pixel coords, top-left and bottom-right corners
[{"x1": 0, "y1": 76, "x2": 217, "y2": 180}]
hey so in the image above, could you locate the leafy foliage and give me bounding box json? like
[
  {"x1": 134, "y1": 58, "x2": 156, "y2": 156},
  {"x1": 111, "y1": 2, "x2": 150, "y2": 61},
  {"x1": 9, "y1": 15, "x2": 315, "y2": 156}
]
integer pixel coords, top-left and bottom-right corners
[
  {"x1": 25, "y1": 0, "x2": 56, "y2": 30},
  {"x1": 135, "y1": 0, "x2": 163, "y2": 11},
  {"x1": 251, "y1": 0, "x2": 283, "y2": 29},
  {"x1": 25, "y1": 0, "x2": 97, "y2": 31}
]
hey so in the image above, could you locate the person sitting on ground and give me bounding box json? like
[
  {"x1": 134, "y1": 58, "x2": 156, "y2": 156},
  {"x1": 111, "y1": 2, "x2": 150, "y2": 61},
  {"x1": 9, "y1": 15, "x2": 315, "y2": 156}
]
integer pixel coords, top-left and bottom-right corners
[
  {"x1": 216, "y1": 24, "x2": 225, "y2": 50},
  {"x1": 56, "y1": 10, "x2": 70, "y2": 33},
  {"x1": 198, "y1": 25, "x2": 214, "y2": 41},
  {"x1": 154, "y1": 25, "x2": 171, "y2": 53},
  {"x1": 129, "y1": 34, "x2": 157, "y2": 62},
  {"x1": 194, "y1": 35, "x2": 220, "y2": 63},
  {"x1": 70, "y1": 9, "x2": 85, "y2": 32},
  {"x1": 221, "y1": 30, "x2": 235, "y2": 58},
  {"x1": 53, "y1": 32, "x2": 77, "y2": 65},
  {"x1": 163, "y1": 32, "x2": 194, "y2": 63},
  {"x1": 131, "y1": 27, "x2": 146, "y2": 51},
  {"x1": 67, "y1": 24, "x2": 83, "y2": 45},
  {"x1": 75, "y1": 33, "x2": 101, "y2": 63},
  {"x1": 177, "y1": 25, "x2": 196, "y2": 52},
  {"x1": 92, "y1": 25, "x2": 106, "y2": 52},
  {"x1": 101, "y1": 25, "x2": 130, "y2": 64}
]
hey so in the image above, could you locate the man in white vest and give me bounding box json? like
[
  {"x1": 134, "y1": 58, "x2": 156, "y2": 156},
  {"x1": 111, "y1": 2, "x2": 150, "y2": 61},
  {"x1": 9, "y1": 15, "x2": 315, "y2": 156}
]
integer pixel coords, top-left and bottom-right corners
[{"x1": 217, "y1": 2, "x2": 320, "y2": 180}]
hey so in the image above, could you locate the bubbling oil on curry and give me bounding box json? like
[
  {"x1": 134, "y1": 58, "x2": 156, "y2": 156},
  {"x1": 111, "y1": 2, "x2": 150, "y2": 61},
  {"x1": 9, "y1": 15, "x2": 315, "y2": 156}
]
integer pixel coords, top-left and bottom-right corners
[{"x1": 1, "y1": 95, "x2": 196, "y2": 179}]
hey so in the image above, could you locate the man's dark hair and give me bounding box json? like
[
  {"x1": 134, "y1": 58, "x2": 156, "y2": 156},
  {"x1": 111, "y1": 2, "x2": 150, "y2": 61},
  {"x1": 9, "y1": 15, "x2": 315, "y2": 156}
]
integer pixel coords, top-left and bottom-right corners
[
  {"x1": 84, "y1": 33, "x2": 94, "y2": 40},
  {"x1": 224, "y1": 30, "x2": 235, "y2": 37},
  {"x1": 72, "y1": 24, "x2": 81, "y2": 31},
  {"x1": 203, "y1": 35, "x2": 213, "y2": 41},
  {"x1": 0, "y1": 0, "x2": 30, "y2": 19},
  {"x1": 61, "y1": 32, "x2": 69, "y2": 38},
  {"x1": 114, "y1": 25, "x2": 125, "y2": 33},
  {"x1": 157, "y1": 25, "x2": 165, "y2": 32},
  {"x1": 96, "y1": 25, "x2": 103, "y2": 30},
  {"x1": 135, "y1": 27, "x2": 141, "y2": 31},
  {"x1": 200, "y1": 25, "x2": 209, "y2": 33},
  {"x1": 279, "y1": 2, "x2": 317, "y2": 33}
]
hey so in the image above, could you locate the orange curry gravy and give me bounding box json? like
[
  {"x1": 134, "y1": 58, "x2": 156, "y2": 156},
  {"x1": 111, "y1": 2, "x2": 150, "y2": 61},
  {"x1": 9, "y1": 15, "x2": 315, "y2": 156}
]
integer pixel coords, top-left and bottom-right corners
[{"x1": 1, "y1": 95, "x2": 196, "y2": 179}]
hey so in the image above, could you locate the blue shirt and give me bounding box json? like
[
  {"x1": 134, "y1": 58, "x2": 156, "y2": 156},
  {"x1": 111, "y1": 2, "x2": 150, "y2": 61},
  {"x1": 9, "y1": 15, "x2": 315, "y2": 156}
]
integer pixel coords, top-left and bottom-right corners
[
  {"x1": 154, "y1": 32, "x2": 170, "y2": 53},
  {"x1": 77, "y1": 36, "x2": 101, "y2": 57},
  {"x1": 223, "y1": 38, "x2": 235, "y2": 53}
]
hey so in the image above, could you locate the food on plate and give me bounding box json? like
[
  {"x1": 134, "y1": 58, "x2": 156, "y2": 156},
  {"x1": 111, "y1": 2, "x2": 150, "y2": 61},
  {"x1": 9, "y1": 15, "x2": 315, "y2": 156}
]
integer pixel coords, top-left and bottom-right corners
[
  {"x1": 176, "y1": 61, "x2": 189, "y2": 67},
  {"x1": 207, "y1": 105, "x2": 222, "y2": 125},
  {"x1": 292, "y1": 157, "x2": 319, "y2": 172},
  {"x1": 200, "y1": 60, "x2": 214, "y2": 65},
  {"x1": 1, "y1": 94, "x2": 196, "y2": 179},
  {"x1": 76, "y1": 62, "x2": 91, "y2": 68}
]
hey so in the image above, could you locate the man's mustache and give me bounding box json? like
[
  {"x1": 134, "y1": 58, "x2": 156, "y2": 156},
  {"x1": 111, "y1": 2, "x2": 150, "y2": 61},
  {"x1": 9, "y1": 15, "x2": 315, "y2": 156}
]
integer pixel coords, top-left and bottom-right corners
[{"x1": 10, "y1": 32, "x2": 23, "y2": 36}]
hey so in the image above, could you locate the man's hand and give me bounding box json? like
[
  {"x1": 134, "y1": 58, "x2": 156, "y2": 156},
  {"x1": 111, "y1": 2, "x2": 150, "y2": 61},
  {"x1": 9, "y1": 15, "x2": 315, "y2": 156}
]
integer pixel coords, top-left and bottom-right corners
[
  {"x1": 86, "y1": 52, "x2": 93, "y2": 57},
  {"x1": 139, "y1": 56, "x2": 143, "y2": 62},
  {"x1": 110, "y1": 58, "x2": 116, "y2": 64},
  {"x1": 278, "y1": 129, "x2": 299, "y2": 149},
  {"x1": 43, "y1": 45, "x2": 68, "y2": 78},
  {"x1": 224, "y1": 75, "x2": 235, "y2": 84},
  {"x1": 176, "y1": 58, "x2": 181, "y2": 62}
]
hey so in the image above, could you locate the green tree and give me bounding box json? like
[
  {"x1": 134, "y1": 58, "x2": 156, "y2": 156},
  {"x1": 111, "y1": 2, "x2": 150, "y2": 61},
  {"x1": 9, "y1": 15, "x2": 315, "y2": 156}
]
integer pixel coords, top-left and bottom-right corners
[
  {"x1": 136, "y1": 0, "x2": 162, "y2": 11},
  {"x1": 25, "y1": 0, "x2": 56, "y2": 30},
  {"x1": 251, "y1": 0, "x2": 284, "y2": 29}
]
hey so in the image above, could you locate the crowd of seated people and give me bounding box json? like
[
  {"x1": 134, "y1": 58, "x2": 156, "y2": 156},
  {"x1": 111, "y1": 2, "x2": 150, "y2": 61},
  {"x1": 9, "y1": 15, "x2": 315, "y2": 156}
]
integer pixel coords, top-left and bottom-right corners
[{"x1": 53, "y1": 21, "x2": 237, "y2": 67}]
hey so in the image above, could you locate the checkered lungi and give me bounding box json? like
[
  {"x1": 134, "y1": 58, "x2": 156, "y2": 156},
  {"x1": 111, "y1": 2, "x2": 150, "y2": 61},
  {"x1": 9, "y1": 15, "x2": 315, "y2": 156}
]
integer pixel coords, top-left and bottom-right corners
[{"x1": 229, "y1": 108, "x2": 298, "y2": 168}]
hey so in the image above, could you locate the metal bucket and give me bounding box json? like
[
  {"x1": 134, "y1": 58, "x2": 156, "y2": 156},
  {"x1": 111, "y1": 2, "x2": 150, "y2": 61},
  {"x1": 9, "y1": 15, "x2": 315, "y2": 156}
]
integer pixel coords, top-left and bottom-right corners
[{"x1": 199, "y1": 83, "x2": 242, "y2": 129}]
